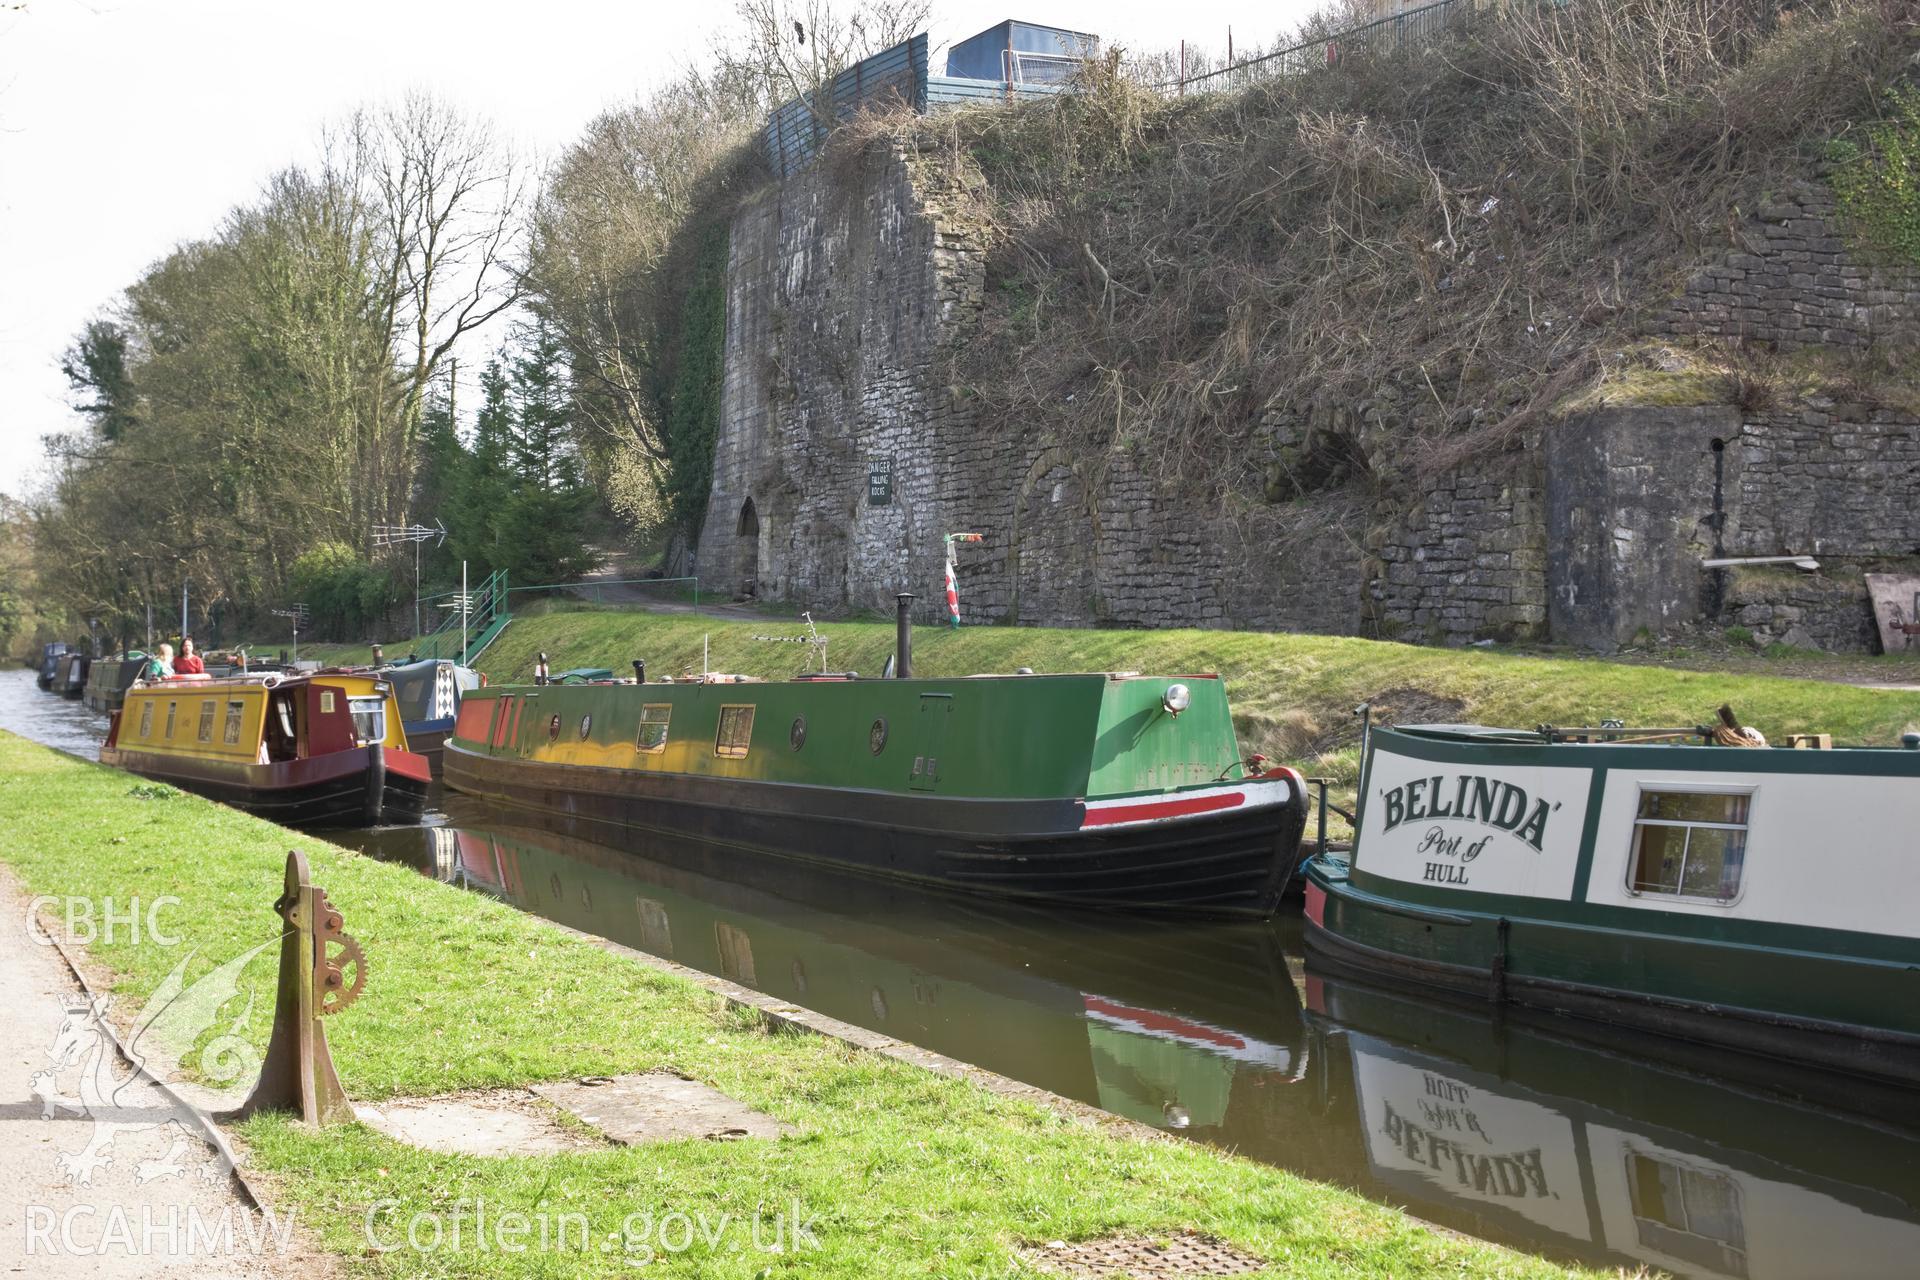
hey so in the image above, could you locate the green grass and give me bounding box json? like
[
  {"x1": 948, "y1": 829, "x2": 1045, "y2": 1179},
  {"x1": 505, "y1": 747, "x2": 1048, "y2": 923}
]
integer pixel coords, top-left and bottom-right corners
[
  {"x1": 436, "y1": 608, "x2": 1915, "y2": 769},
  {"x1": 236, "y1": 603, "x2": 1920, "y2": 848},
  {"x1": 0, "y1": 731, "x2": 1595, "y2": 1279}
]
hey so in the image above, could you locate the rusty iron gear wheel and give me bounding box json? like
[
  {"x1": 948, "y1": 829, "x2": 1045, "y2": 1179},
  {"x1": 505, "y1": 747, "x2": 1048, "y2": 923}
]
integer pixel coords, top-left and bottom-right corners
[{"x1": 316, "y1": 933, "x2": 367, "y2": 1016}]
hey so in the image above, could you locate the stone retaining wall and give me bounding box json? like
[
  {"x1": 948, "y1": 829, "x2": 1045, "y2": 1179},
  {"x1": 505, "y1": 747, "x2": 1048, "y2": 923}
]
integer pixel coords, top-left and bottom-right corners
[{"x1": 698, "y1": 146, "x2": 1920, "y2": 652}]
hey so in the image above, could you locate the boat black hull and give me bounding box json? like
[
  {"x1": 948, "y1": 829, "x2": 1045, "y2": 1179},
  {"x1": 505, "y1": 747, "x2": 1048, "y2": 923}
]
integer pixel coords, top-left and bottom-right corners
[
  {"x1": 406, "y1": 726, "x2": 452, "y2": 778},
  {"x1": 444, "y1": 745, "x2": 1308, "y2": 919},
  {"x1": 1302, "y1": 907, "x2": 1920, "y2": 1090},
  {"x1": 99, "y1": 746, "x2": 429, "y2": 828}
]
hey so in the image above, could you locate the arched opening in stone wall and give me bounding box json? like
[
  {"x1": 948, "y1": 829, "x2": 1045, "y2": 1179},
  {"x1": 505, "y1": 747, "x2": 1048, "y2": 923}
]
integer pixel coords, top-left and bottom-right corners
[
  {"x1": 736, "y1": 498, "x2": 761, "y2": 596},
  {"x1": 1010, "y1": 452, "x2": 1097, "y2": 627}
]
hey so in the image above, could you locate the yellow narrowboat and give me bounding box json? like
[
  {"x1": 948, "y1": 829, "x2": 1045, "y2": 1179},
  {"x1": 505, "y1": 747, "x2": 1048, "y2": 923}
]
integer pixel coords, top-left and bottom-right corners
[{"x1": 101, "y1": 669, "x2": 430, "y2": 826}]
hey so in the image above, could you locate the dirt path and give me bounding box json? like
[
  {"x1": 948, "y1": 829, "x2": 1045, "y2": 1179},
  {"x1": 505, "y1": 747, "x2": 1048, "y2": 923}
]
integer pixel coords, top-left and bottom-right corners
[
  {"x1": 564, "y1": 545, "x2": 766, "y2": 620},
  {"x1": 0, "y1": 869, "x2": 331, "y2": 1278}
]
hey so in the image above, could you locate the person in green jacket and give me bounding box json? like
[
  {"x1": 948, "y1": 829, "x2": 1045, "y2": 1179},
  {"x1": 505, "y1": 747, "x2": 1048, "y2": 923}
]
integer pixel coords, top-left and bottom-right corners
[{"x1": 145, "y1": 643, "x2": 175, "y2": 680}]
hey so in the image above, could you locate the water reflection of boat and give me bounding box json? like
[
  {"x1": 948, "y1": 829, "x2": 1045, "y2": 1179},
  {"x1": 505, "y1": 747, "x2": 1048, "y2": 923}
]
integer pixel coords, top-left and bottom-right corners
[
  {"x1": 368, "y1": 804, "x2": 1920, "y2": 1279},
  {"x1": 412, "y1": 802, "x2": 1308, "y2": 1125},
  {"x1": 1299, "y1": 973, "x2": 1920, "y2": 1280}
]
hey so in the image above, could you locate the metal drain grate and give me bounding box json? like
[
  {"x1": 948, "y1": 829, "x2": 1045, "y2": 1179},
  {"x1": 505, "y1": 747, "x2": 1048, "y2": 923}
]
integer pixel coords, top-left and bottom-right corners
[{"x1": 1022, "y1": 1232, "x2": 1268, "y2": 1277}]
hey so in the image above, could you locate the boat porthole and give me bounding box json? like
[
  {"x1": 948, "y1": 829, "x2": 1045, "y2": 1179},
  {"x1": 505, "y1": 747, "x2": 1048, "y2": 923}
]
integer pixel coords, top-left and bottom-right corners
[
  {"x1": 549, "y1": 873, "x2": 562, "y2": 899},
  {"x1": 790, "y1": 716, "x2": 807, "y2": 750},
  {"x1": 791, "y1": 958, "x2": 808, "y2": 994},
  {"x1": 870, "y1": 986, "x2": 889, "y2": 1020},
  {"x1": 548, "y1": 714, "x2": 561, "y2": 741},
  {"x1": 580, "y1": 884, "x2": 592, "y2": 911},
  {"x1": 579, "y1": 713, "x2": 593, "y2": 740},
  {"x1": 869, "y1": 717, "x2": 888, "y2": 755}
]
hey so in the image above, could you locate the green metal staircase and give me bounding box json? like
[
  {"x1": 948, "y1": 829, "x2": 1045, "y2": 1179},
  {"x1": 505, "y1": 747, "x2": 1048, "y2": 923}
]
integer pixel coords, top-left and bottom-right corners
[{"x1": 419, "y1": 569, "x2": 511, "y2": 666}]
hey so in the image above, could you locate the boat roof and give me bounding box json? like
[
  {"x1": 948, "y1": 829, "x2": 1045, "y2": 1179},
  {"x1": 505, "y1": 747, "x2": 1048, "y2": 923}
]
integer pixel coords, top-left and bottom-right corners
[
  {"x1": 131, "y1": 670, "x2": 394, "y2": 694},
  {"x1": 1389, "y1": 723, "x2": 1548, "y2": 743}
]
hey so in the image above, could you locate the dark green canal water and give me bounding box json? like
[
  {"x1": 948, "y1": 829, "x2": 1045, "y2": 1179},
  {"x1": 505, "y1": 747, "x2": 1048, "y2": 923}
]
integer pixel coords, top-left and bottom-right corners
[{"x1": 6, "y1": 666, "x2": 1918, "y2": 1279}]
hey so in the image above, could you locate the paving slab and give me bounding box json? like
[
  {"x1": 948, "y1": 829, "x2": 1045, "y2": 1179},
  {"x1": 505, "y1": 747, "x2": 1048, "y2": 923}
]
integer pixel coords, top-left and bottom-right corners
[
  {"x1": 532, "y1": 1073, "x2": 791, "y2": 1144},
  {"x1": 355, "y1": 1092, "x2": 601, "y2": 1156}
]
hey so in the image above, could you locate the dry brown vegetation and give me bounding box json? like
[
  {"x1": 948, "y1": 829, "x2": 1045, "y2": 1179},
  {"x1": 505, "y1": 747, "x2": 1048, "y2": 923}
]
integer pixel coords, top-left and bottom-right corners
[{"x1": 851, "y1": 0, "x2": 1915, "y2": 511}]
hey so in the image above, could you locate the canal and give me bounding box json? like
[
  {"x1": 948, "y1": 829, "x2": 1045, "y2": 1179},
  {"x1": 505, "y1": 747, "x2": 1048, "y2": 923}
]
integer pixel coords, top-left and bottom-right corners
[{"x1": 5, "y1": 666, "x2": 1917, "y2": 1279}]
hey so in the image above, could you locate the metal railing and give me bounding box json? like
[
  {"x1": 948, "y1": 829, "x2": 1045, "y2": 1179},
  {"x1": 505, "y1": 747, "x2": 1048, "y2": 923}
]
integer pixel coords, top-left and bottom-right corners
[
  {"x1": 417, "y1": 568, "x2": 509, "y2": 664},
  {"x1": 1152, "y1": 0, "x2": 1482, "y2": 96}
]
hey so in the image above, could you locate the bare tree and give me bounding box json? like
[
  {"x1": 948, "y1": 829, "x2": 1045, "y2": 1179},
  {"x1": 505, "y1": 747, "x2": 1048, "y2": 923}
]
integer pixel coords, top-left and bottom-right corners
[
  {"x1": 325, "y1": 94, "x2": 528, "y2": 524},
  {"x1": 718, "y1": 0, "x2": 930, "y2": 127}
]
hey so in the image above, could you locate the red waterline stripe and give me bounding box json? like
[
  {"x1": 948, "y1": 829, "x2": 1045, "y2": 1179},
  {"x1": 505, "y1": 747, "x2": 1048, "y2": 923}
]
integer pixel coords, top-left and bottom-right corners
[
  {"x1": 1082, "y1": 995, "x2": 1246, "y2": 1051},
  {"x1": 1080, "y1": 790, "x2": 1245, "y2": 828}
]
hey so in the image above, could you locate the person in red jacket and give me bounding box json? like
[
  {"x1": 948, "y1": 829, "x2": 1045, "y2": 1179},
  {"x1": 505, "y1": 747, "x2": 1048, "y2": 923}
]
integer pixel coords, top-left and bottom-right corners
[{"x1": 174, "y1": 636, "x2": 206, "y2": 676}]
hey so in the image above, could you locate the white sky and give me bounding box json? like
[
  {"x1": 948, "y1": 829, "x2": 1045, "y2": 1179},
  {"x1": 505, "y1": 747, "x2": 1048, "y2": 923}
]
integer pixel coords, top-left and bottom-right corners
[{"x1": 0, "y1": 0, "x2": 1316, "y2": 499}]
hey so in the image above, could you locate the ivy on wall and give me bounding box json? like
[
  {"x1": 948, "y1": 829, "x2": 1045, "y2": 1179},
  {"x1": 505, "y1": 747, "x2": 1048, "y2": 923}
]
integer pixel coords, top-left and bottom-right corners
[
  {"x1": 1830, "y1": 86, "x2": 1920, "y2": 266},
  {"x1": 664, "y1": 222, "x2": 731, "y2": 537}
]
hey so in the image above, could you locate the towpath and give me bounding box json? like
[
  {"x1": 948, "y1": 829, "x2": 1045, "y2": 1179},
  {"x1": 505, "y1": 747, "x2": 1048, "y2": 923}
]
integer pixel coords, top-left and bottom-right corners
[{"x1": 0, "y1": 868, "x2": 330, "y2": 1279}]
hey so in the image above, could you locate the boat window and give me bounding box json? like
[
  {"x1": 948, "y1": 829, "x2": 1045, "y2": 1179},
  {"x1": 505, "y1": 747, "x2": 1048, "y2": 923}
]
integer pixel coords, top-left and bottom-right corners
[
  {"x1": 138, "y1": 700, "x2": 154, "y2": 739},
  {"x1": 1628, "y1": 788, "x2": 1752, "y2": 903},
  {"x1": 196, "y1": 700, "x2": 216, "y2": 743},
  {"x1": 715, "y1": 704, "x2": 755, "y2": 758},
  {"x1": 164, "y1": 701, "x2": 177, "y2": 739},
  {"x1": 636, "y1": 704, "x2": 672, "y2": 754},
  {"x1": 224, "y1": 701, "x2": 246, "y2": 746},
  {"x1": 348, "y1": 696, "x2": 387, "y2": 747}
]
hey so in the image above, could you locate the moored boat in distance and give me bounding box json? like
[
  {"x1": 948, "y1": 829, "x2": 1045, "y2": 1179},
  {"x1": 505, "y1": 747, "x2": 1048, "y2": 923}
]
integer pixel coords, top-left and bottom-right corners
[
  {"x1": 84, "y1": 652, "x2": 148, "y2": 713},
  {"x1": 443, "y1": 625, "x2": 1309, "y2": 917},
  {"x1": 1303, "y1": 716, "x2": 1920, "y2": 1086},
  {"x1": 379, "y1": 657, "x2": 480, "y2": 777},
  {"x1": 35, "y1": 642, "x2": 71, "y2": 691},
  {"x1": 100, "y1": 669, "x2": 429, "y2": 826},
  {"x1": 50, "y1": 650, "x2": 91, "y2": 699}
]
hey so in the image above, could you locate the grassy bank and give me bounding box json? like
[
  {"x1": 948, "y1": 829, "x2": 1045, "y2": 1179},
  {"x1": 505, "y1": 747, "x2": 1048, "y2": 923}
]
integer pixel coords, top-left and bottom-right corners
[
  {"x1": 302, "y1": 608, "x2": 1919, "y2": 781},
  {"x1": 0, "y1": 731, "x2": 1594, "y2": 1278}
]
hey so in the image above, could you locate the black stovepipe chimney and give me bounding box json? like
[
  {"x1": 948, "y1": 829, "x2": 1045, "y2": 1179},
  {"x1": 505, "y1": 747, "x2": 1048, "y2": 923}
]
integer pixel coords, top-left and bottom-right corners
[{"x1": 895, "y1": 593, "x2": 914, "y2": 679}]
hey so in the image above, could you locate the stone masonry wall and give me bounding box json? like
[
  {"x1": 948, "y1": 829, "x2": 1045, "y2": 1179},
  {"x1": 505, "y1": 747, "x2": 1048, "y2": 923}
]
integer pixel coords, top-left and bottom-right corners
[
  {"x1": 697, "y1": 142, "x2": 1387, "y2": 635},
  {"x1": 698, "y1": 145, "x2": 1919, "y2": 651},
  {"x1": 1649, "y1": 178, "x2": 1920, "y2": 350},
  {"x1": 1368, "y1": 446, "x2": 1549, "y2": 645}
]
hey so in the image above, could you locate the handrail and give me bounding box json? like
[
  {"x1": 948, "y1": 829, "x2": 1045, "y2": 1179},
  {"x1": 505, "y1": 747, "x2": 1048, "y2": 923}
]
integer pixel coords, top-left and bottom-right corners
[
  {"x1": 1152, "y1": 0, "x2": 1472, "y2": 95},
  {"x1": 416, "y1": 568, "x2": 509, "y2": 664}
]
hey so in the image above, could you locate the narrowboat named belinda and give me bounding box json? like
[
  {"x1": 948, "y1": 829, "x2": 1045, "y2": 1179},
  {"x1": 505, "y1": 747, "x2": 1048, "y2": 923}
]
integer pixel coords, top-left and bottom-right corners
[
  {"x1": 1303, "y1": 716, "x2": 1920, "y2": 1085},
  {"x1": 101, "y1": 669, "x2": 429, "y2": 826},
  {"x1": 443, "y1": 611, "x2": 1309, "y2": 918}
]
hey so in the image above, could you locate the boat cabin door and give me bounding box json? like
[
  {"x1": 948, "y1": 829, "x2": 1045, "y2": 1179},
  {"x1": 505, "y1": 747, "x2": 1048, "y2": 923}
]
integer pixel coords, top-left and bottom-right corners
[
  {"x1": 909, "y1": 693, "x2": 952, "y2": 792},
  {"x1": 265, "y1": 690, "x2": 299, "y2": 761},
  {"x1": 302, "y1": 684, "x2": 357, "y2": 757}
]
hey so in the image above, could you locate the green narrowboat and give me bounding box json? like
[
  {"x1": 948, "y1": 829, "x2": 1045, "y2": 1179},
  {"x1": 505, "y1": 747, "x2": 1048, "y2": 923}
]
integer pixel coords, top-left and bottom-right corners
[
  {"x1": 1303, "y1": 720, "x2": 1920, "y2": 1085},
  {"x1": 84, "y1": 652, "x2": 147, "y2": 713},
  {"x1": 443, "y1": 663, "x2": 1310, "y2": 918}
]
